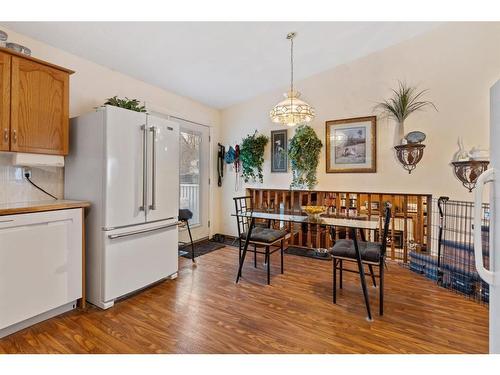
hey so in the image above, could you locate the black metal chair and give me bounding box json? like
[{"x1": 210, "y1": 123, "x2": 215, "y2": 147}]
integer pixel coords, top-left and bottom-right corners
[
  {"x1": 234, "y1": 196, "x2": 287, "y2": 285},
  {"x1": 178, "y1": 209, "x2": 195, "y2": 262},
  {"x1": 330, "y1": 202, "x2": 392, "y2": 316}
]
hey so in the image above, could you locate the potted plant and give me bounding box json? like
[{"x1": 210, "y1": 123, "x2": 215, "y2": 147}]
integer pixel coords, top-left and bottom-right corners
[
  {"x1": 288, "y1": 125, "x2": 322, "y2": 190},
  {"x1": 375, "y1": 81, "x2": 437, "y2": 146},
  {"x1": 104, "y1": 96, "x2": 147, "y2": 113},
  {"x1": 239, "y1": 131, "x2": 269, "y2": 183}
]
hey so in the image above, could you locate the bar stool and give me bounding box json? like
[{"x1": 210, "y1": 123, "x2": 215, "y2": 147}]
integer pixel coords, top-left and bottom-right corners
[{"x1": 179, "y1": 209, "x2": 195, "y2": 262}]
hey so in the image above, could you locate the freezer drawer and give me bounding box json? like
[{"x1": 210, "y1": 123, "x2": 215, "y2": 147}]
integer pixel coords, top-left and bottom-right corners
[
  {"x1": 102, "y1": 221, "x2": 178, "y2": 303},
  {"x1": 0, "y1": 209, "x2": 82, "y2": 331}
]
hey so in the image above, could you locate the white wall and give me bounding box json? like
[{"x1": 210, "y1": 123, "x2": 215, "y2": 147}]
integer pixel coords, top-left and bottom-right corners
[
  {"x1": 219, "y1": 22, "x2": 500, "y2": 236},
  {"x1": 0, "y1": 25, "x2": 222, "y2": 235}
]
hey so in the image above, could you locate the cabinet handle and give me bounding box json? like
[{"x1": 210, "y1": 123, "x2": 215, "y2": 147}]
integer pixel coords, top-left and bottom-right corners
[
  {"x1": 12, "y1": 129, "x2": 17, "y2": 144},
  {"x1": 3, "y1": 129, "x2": 8, "y2": 143}
]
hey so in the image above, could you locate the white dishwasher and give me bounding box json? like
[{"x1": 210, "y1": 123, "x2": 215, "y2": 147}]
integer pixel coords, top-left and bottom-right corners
[{"x1": 0, "y1": 208, "x2": 82, "y2": 338}]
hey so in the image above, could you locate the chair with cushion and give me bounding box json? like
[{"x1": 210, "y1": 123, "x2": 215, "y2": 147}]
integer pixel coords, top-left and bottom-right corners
[
  {"x1": 234, "y1": 196, "x2": 287, "y2": 285},
  {"x1": 330, "y1": 202, "x2": 392, "y2": 316}
]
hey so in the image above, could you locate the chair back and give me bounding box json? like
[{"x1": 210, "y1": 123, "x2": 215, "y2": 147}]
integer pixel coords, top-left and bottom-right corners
[
  {"x1": 380, "y1": 202, "x2": 392, "y2": 256},
  {"x1": 233, "y1": 196, "x2": 254, "y2": 237}
]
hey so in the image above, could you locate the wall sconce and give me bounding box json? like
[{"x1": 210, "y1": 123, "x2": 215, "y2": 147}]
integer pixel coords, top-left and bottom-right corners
[
  {"x1": 451, "y1": 160, "x2": 490, "y2": 192},
  {"x1": 394, "y1": 144, "x2": 425, "y2": 174}
]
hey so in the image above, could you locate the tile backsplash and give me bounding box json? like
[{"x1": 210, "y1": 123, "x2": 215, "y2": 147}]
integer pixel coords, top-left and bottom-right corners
[{"x1": 0, "y1": 154, "x2": 64, "y2": 203}]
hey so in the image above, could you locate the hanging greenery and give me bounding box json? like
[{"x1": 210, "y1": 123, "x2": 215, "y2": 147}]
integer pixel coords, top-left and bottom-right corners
[
  {"x1": 288, "y1": 125, "x2": 322, "y2": 190},
  {"x1": 239, "y1": 131, "x2": 269, "y2": 183}
]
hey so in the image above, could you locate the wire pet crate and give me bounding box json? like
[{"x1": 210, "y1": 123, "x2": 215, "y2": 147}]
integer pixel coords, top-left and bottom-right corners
[{"x1": 409, "y1": 196, "x2": 490, "y2": 304}]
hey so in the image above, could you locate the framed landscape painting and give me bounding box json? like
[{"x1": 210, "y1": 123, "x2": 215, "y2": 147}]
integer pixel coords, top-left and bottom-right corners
[
  {"x1": 326, "y1": 116, "x2": 376, "y2": 173},
  {"x1": 271, "y1": 129, "x2": 288, "y2": 172}
]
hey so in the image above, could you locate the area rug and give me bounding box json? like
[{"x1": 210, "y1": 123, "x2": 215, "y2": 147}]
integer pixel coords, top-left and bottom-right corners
[
  {"x1": 179, "y1": 240, "x2": 225, "y2": 259},
  {"x1": 285, "y1": 246, "x2": 332, "y2": 261}
]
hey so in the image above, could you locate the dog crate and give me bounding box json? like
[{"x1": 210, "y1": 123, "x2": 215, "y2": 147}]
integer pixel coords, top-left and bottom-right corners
[{"x1": 431, "y1": 197, "x2": 490, "y2": 304}]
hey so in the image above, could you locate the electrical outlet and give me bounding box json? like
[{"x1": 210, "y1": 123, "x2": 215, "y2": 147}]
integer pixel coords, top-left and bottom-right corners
[{"x1": 22, "y1": 167, "x2": 32, "y2": 179}]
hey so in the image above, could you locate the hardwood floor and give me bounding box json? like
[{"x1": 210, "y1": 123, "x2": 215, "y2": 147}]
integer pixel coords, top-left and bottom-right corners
[{"x1": 0, "y1": 246, "x2": 489, "y2": 353}]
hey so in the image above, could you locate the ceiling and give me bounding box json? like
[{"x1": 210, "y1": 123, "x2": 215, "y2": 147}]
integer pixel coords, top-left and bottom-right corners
[{"x1": 3, "y1": 22, "x2": 439, "y2": 109}]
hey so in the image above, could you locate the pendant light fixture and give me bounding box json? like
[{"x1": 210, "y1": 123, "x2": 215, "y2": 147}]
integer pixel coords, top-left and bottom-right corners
[{"x1": 270, "y1": 32, "x2": 315, "y2": 127}]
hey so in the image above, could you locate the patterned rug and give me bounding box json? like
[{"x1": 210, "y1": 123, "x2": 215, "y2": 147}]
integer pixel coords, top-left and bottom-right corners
[{"x1": 179, "y1": 240, "x2": 225, "y2": 259}]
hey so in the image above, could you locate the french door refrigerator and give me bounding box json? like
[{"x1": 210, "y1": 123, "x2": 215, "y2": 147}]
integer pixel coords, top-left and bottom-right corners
[
  {"x1": 474, "y1": 80, "x2": 500, "y2": 353},
  {"x1": 65, "y1": 105, "x2": 179, "y2": 309}
]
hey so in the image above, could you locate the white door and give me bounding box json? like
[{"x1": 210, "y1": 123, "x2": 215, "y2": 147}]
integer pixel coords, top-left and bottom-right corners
[
  {"x1": 179, "y1": 120, "x2": 210, "y2": 241},
  {"x1": 104, "y1": 106, "x2": 147, "y2": 229},
  {"x1": 146, "y1": 115, "x2": 180, "y2": 223}
]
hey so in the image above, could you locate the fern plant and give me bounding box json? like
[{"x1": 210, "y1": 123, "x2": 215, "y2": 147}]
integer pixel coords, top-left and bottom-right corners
[
  {"x1": 288, "y1": 125, "x2": 322, "y2": 190},
  {"x1": 239, "y1": 131, "x2": 269, "y2": 183},
  {"x1": 104, "y1": 96, "x2": 147, "y2": 113}
]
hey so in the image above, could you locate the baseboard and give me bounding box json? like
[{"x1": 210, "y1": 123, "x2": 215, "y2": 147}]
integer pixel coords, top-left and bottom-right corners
[{"x1": 0, "y1": 301, "x2": 77, "y2": 339}]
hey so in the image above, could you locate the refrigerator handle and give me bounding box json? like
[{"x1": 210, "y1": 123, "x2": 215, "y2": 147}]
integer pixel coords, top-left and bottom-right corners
[
  {"x1": 139, "y1": 124, "x2": 148, "y2": 212},
  {"x1": 149, "y1": 126, "x2": 157, "y2": 210},
  {"x1": 108, "y1": 221, "x2": 179, "y2": 239},
  {"x1": 473, "y1": 168, "x2": 495, "y2": 285}
]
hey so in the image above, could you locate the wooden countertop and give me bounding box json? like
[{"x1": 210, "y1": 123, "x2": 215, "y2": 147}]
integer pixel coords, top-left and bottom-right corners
[{"x1": 0, "y1": 200, "x2": 90, "y2": 216}]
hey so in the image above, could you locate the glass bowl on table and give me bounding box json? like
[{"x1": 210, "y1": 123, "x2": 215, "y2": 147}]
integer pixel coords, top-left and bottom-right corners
[{"x1": 301, "y1": 205, "x2": 327, "y2": 221}]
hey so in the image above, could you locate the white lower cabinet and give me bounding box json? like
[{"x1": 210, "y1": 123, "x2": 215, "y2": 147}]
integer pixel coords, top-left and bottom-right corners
[{"x1": 0, "y1": 208, "x2": 82, "y2": 338}]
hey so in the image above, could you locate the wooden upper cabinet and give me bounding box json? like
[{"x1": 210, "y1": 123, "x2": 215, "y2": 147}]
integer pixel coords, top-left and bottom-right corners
[
  {"x1": 10, "y1": 56, "x2": 70, "y2": 155},
  {"x1": 0, "y1": 52, "x2": 10, "y2": 152}
]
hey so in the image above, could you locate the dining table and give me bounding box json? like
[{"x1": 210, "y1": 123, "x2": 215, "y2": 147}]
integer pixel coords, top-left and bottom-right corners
[{"x1": 232, "y1": 209, "x2": 380, "y2": 320}]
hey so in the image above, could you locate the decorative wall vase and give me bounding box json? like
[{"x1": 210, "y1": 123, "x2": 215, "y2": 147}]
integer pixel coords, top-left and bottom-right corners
[{"x1": 394, "y1": 121, "x2": 405, "y2": 146}]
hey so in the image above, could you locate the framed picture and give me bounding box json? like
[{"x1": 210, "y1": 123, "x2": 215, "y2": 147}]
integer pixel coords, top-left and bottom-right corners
[
  {"x1": 271, "y1": 129, "x2": 288, "y2": 173},
  {"x1": 325, "y1": 116, "x2": 376, "y2": 173}
]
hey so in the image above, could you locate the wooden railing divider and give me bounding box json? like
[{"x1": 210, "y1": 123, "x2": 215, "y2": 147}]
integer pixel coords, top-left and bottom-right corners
[{"x1": 246, "y1": 188, "x2": 432, "y2": 263}]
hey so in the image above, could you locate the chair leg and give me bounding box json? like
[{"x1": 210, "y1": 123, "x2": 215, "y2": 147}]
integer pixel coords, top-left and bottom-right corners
[
  {"x1": 254, "y1": 244, "x2": 257, "y2": 268},
  {"x1": 266, "y1": 246, "x2": 271, "y2": 285},
  {"x1": 352, "y1": 228, "x2": 372, "y2": 321},
  {"x1": 379, "y1": 260, "x2": 384, "y2": 316},
  {"x1": 186, "y1": 221, "x2": 195, "y2": 262},
  {"x1": 368, "y1": 264, "x2": 377, "y2": 287},
  {"x1": 236, "y1": 218, "x2": 255, "y2": 283},
  {"x1": 333, "y1": 259, "x2": 337, "y2": 303},
  {"x1": 280, "y1": 240, "x2": 284, "y2": 274},
  {"x1": 339, "y1": 260, "x2": 343, "y2": 289}
]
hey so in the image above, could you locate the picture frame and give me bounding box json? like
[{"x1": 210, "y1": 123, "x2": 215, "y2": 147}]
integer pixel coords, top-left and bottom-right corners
[
  {"x1": 325, "y1": 116, "x2": 377, "y2": 173},
  {"x1": 271, "y1": 129, "x2": 288, "y2": 173}
]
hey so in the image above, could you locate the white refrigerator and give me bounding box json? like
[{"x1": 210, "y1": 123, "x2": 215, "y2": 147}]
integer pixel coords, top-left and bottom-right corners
[
  {"x1": 474, "y1": 80, "x2": 500, "y2": 353},
  {"x1": 65, "y1": 105, "x2": 179, "y2": 309}
]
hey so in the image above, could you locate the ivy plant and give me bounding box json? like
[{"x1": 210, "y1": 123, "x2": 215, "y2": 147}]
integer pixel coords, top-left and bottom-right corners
[
  {"x1": 239, "y1": 131, "x2": 269, "y2": 183},
  {"x1": 104, "y1": 96, "x2": 147, "y2": 113},
  {"x1": 288, "y1": 125, "x2": 322, "y2": 190}
]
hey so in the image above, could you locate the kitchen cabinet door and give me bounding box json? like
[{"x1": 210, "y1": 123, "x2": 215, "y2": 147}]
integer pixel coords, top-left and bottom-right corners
[
  {"x1": 0, "y1": 52, "x2": 10, "y2": 151},
  {"x1": 0, "y1": 209, "x2": 82, "y2": 332},
  {"x1": 10, "y1": 56, "x2": 69, "y2": 155}
]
